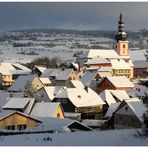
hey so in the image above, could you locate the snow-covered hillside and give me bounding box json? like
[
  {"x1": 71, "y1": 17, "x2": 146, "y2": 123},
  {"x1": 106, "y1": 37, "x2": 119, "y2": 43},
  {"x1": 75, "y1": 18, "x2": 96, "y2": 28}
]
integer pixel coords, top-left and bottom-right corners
[{"x1": 0, "y1": 129, "x2": 147, "y2": 146}]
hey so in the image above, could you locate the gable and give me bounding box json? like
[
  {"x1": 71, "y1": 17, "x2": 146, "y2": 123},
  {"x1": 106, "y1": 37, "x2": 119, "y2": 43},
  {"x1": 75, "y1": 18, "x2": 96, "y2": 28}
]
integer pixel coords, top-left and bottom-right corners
[
  {"x1": 0, "y1": 111, "x2": 41, "y2": 128},
  {"x1": 115, "y1": 104, "x2": 135, "y2": 116}
]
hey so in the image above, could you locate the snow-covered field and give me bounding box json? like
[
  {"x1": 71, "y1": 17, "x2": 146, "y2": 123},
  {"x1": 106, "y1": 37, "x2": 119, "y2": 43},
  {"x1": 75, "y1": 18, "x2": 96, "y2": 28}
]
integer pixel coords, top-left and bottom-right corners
[{"x1": 0, "y1": 129, "x2": 147, "y2": 146}]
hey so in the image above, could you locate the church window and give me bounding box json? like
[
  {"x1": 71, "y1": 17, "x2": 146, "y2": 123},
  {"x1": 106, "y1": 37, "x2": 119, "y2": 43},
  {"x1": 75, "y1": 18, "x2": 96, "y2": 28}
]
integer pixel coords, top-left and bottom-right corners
[{"x1": 123, "y1": 44, "x2": 126, "y2": 48}]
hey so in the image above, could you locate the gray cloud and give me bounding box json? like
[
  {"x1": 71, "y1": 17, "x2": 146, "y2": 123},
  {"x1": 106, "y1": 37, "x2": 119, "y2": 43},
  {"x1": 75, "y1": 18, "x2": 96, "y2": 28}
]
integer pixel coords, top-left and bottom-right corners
[{"x1": 0, "y1": 2, "x2": 147, "y2": 31}]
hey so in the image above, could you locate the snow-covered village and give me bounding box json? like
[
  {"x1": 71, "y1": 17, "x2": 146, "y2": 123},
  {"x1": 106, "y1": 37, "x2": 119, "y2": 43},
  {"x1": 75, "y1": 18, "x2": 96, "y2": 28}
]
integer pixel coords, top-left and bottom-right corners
[{"x1": 0, "y1": 2, "x2": 147, "y2": 146}]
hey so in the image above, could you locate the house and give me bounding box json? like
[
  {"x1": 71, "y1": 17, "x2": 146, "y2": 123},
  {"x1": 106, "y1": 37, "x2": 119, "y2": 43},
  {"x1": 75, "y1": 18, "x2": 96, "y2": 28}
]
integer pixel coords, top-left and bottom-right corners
[
  {"x1": 33, "y1": 86, "x2": 63, "y2": 102},
  {"x1": 0, "y1": 62, "x2": 32, "y2": 89},
  {"x1": 64, "y1": 112, "x2": 81, "y2": 121},
  {"x1": 41, "y1": 68, "x2": 78, "y2": 86},
  {"x1": 104, "y1": 102, "x2": 120, "y2": 119},
  {"x1": 54, "y1": 68, "x2": 79, "y2": 86},
  {"x1": 8, "y1": 74, "x2": 35, "y2": 93},
  {"x1": 53, "y1": 87, "x2": 105, "y2": 119},
  {"x1": 112, "y1": 99, "x2": 147, "y2": 129},
  {"x1": 99, "y1": 89, "x2": 130, "y2": 116},
  {"x1": 3, "y1": 97, "x2": 35, "y2": 114},
  {"x1": 67, "y1": 80, "x2": 85, "y2": 89},
  {"x1": 100, "y1": 90, "x2": 130, "y2": 105},
  {"x1": 30, "y1": 76, "x2": 52, "y2": 92},
  {"x1": 0, "y1": 63, "x2": 16, "y2": 88},
  {"x1": 41, "y1": 68, "x2": 61, "y2": 79},
  {"x1": 97, "y1": 71, "x2": 112, "y2": 80},
  {"x1": 30, "y1": 102, "x2": 64, "y2": 119},
  {"x1": 127, "y1": 82, "x2": 148, "y2": 99},
  {"x1": 82, "y1": 119, "x2": 106, "y2": 129},
  {"x1": 81, "y1": 71, "x2": 100, "y2": 93},
  {"x1": 0, "y1": 110, "x2": 41, "y2": 131},
  {"x1": 0, "y1": 70, "x2": 14, "y2": 89},
  {"x1": 10, "y1": 63, "x2": 32, "y2": 79},
  {"x1": 98, "y1": 76, "x2": 134, "y2": 94},
  {"x1": 84, "y1": 57, "x2": 111, "y2": 68},
  {"x1": 111, "y1": 59, "x2": 133, "y2": 79},
  {"x1": 133, "y1": 60, "x2": 148, "y2": 78},
  {"x1": 33, "y1": 66, "x2": 47, "y2": 77}
]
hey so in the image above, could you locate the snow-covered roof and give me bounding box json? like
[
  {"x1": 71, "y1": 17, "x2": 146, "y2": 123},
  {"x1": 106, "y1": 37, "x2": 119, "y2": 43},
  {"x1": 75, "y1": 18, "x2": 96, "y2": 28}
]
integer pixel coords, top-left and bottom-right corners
[
  {"x1": 3, "y1": 97, "x2": 35, "y2": 112},
  {"x1": 68, "y1": 80, "x2": 84, "y2": 88},
  {"x1": 0, "y1": 110, "x2": 16, "y2": 120},
  {"x1": 111, "y1": 59, "x2": 132, "y2": 69},
  {"x1": 81, "y1": 71, "x2": 97, "y2": 86},
  {"x1": 35, "y1": 66, "x2": 47, "y2": 73},
  {"x1": 30, "y1": 102, "x2": 61, "y2": 118},
  {"x1": 8, "y1": 74, "x2": 35, "y2": 92},
  {"x1": 100, "y1": 90, "x2": 130, "y2": 105},
  {"x1": 0, "y1": 62, "x2": 31, "y2": 75},
  {"x1": 100, "y1": 90, "x2": 117, "y2": 105},
  {"x1": 97, "y1": 66, "x2": 112, "y2": 72},
  {"x1": 98, "y1": 72, "x2": 112, "y2": 78},
  {"x1": 127, "y1": 101, "x2": 147, "y2": 121},
  {"x1": 106, "y1": 76, "x2": 134, "y2": 88},
  {"x1": 43, "y1": 86, "x2": 63, "y2": 101},
  {"x1": 129, "y1": 49, "x2": 146, "y2": 62},
  {"x1": 55, "y1": 88, "x2": 68, "y2": 99},
  {"x1": 85, "y1": 57, "x2": 111, "y2": 65},
  {"x1": 104, "y1": 102, "x2": 120, "y2": 118},
  {"x1": 82, "y1": 119, "x2": 106, "y2": 127},
  {"x1": 0, "y1": 62, "x2": 15, "y2": 75},
  {"x1": 39, "y1": 77, "x2": 51, "y2": 84},
  {"x1": 110, "y1": 90, "x2": 130, "y2": 101},
  {"x1": 56, "y1": 69, "x2": 72, "y2": 80},
  {"x1": 127, "y1": 82, "x2": 148, "y2": 97},
  {"x1": 86, "y1": 49, "x2": 120, "y2": 59},
  {"x1": 0, "y1": 92, "x2": 10, "y2": 108},
  {"x1": 35, "y1": 117, "x2": 92, "y2": 132},
  {"x1": 41, "y1": 68, "x2": 61, "y2": 78},
  {"x1": 133, "y1": 60, "x2": 148, "y2": 68},
  {"x1": 55, "y1": 87, "x2": 105, "y2": 107},
  {"x1": 12, "y1": 63, "x2": 31, "y2": 71}
]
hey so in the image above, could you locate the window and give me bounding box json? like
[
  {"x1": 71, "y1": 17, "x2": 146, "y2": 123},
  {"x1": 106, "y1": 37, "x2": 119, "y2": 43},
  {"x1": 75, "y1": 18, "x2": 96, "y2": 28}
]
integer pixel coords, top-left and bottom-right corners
[
  {"x1": 125, "y1": 106, "x2": 128, "y2": 111},
  {"x1": 123, "y1": 44, "x2": 126, "y2": 48},
  {"x1": 17, "y1": 124, "x2": 27, "y2": 131},
  {"x1": 57, "y1": 113, "x2": 60, "y2": 118},
  {"x1": 5, "y1": 125, "x2": 15, "y2": 130}
]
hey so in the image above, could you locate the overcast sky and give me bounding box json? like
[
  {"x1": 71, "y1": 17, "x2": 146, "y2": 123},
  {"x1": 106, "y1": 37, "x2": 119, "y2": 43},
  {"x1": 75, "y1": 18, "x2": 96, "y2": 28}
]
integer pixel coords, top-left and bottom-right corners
[{"x1": 0, "y1": 2, "x2": 148, "y2": 31}]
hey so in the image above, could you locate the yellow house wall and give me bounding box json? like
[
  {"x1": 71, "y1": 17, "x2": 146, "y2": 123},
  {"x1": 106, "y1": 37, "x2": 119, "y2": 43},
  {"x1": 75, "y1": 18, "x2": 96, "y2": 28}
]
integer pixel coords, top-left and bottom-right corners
[
  {"x1": 68, "y1": 70, "x2": 79, "y2": 80},
  {"x1": 54, "y1": 105, "x2": 64, "y2": 119},
  {"x1": 0, "y1": 74, "x2": 13, "y2": 86},
  {"x1": 112, "y1": 69, "x2": 132, "y2": 79},
  {"x1": 31, "y1": 77, "x2": 44, "y2": 91},
  {"x1": 0, "y1": 113, "x2": 39, "y2": 130},
  {"x1": 75, "y1": 105, "x2": 104, "y2": 113}
]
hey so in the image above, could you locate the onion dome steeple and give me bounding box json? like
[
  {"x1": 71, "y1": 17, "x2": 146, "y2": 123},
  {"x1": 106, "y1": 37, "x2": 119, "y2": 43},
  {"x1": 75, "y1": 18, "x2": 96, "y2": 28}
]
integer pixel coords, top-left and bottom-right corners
[{"x1": 115, "y1": 13, "x2": 127, "y2": 41}]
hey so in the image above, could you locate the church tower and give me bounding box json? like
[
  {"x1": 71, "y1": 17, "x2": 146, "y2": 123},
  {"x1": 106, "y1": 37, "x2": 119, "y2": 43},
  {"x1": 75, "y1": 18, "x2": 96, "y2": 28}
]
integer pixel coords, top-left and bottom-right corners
[{"x1": 114, "y1": 13, "x2": 129, "y2": 56}]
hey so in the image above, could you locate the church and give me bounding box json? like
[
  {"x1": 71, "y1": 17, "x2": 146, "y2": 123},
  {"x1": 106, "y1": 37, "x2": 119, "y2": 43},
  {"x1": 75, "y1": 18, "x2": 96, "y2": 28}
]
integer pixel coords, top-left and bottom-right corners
[{"x1": 77, "y1": 13, "x2": 134, "y2": 80}]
